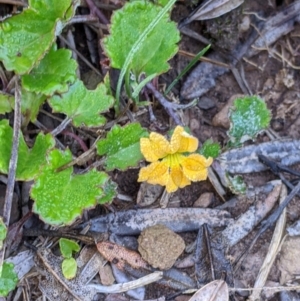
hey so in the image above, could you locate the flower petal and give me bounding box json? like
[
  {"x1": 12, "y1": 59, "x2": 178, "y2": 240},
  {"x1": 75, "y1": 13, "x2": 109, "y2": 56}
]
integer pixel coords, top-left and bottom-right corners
[
  {"x1": 140, "y1": 132, "x2": 170, "y2": 162},
  {"x1": 170, "y1": 166, "x2": 191, "y2": 189},
  {"x1": 138, "y1": 161, "x2": 169, "y2": 186},
  {"x1": 170, "y1": 126, "x2": 198, "y2": 154},
  {"x1": 181, "y1": 154, "x2": 213, "y2": 181}
]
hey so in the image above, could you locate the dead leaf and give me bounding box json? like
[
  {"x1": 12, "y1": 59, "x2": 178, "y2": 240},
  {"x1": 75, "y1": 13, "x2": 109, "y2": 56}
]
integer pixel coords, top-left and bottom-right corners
[
  {"x1": 189, "y1": 280, "x2": 229, "y2": 301},
  {"x1": 180, "y1": 0, "x2": 244, "y2": 26},
  {"x1": 96, "y1": 241, "x2": 151, "y2": 271}
]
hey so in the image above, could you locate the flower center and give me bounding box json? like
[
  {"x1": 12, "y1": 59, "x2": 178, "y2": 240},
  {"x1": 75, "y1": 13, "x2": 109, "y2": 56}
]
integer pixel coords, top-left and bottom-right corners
[{"x1": 163, "y1": 153, "x2": 184, "y2": 168}]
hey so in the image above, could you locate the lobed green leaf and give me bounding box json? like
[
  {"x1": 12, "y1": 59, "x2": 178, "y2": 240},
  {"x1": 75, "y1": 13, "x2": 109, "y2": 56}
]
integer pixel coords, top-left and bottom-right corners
[
  {"x1": 0, "y1": 120, "x2": 55, "y2": 180},
  {"x1": 21, "y1": 45, "x2": 77, "y2": 96},
  {"x1": 21, "y1": 88, "x2": 47, "y2": 125},
  {"x1": 31, "y1": 149, "x2": 109, "y2": 226},
  {"x1": 0, "y1": 92, "x2": 14, "y2": 114},
  {"x1": 0, "y1": 0, "x2": 75, "y2": 74},
  {"x1": 97, "y1": 123, "x2": 149, "y2": 171},
  {"x1": 49, "y1": 79, "x2": 114, "y2": 127}
]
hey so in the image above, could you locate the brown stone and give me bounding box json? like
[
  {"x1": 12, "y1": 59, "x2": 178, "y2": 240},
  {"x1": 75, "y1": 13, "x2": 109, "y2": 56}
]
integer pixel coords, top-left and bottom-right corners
[
  {"x1": 212, "y1": 94, "x2": 244, "y2": 129},
  {"x1": 193, "y1": 192, "x2": 214, "y2": 208},
  {"x1": 138, "y1": 224, "x2": 185, "y2": 270}
]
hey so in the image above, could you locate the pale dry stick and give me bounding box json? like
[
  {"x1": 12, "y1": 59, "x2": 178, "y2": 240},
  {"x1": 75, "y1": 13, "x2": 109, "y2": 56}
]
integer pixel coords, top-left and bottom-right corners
[
  {"x1": 88, "y1": 271, "x2": 163, "y2": 293},
  {"x1": 230, "y1": 284, "x2": 300, "y2": 294},
  {"x1": 179, "y1": 27, "x2": 211, "y2": 45},
  {"x1": 0, "y1": 77, "x2": 21, "y2": 268},
  {"x1": 67, "y1": 29, "x2": 81, "y2": 78},
  {"x1": 83, "y1": 23, "x2": 98, "y2": 64},
  {"x1": 66, "y1": 14, "x2": 99, "y2": 25},
  {"x1": 39, "y1": 109, "x2": 97, "y2": 140},
  {"x1": 50, "y1": 117, "x2": 72, "y2": 137},
  {"x1": 248, "y1": 185, "x2": 287, "y2": 301},
  {"x1": 33, "y1": 120, "x2": 65, "y2": 150}
]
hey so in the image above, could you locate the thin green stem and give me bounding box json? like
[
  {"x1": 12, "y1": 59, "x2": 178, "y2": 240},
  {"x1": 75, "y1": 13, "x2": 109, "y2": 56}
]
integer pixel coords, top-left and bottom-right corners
[{"x1": 164, "y1": 45, "x2": 211, "y2": 96}]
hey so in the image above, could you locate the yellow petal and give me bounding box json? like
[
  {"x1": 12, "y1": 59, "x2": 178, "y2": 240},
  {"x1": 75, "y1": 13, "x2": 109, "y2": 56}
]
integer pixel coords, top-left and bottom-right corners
[
  {"x1": 170, "y1": 166, "x2": 191, "y2": 189},
  {"x1": 181, "y1": 154, "x2": 213, "y2": 181},
  {"x1": 166, "y1": 176, "x2": 178, "y2": 193},
  {"x1": 138, "y1": 161, "x2": 169, "y2": 186},
  {"x1": 140, "y1": 132, "x2": 170, "y2": 162},
  {"x1": 170, "y1": 126, "x2": 198, "y2": 154}
]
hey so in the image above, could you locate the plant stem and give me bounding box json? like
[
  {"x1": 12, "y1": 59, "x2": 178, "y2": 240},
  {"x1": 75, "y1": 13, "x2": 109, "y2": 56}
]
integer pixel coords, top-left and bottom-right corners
[
  {"x1": 51, "y1": 117, "x2": 72, "y2": 137},
  {"x1": 66, "y1": 14, "x2": 99, "y2": 25},
  {"x1": 0, "y1": 77, "x2": 21, "y2": 267},
  {"x1": 146, "y1": 82, "x2": 197, "y2": 109}
]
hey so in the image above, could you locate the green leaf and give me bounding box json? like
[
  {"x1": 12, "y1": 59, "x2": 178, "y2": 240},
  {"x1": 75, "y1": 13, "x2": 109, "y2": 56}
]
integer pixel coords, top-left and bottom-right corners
[
  {"x1": 61, "y1": 258, "x2": 77, "y2": 280},
  {"x1": 30, "y1": 149, "x2": 109, "y2": 226},
  {"x1": 199, "y1": 139, "x2": 221, "y2": 159},
  {"x1": 0, "y1": 120, "x2": 55, "y2": 180},
  {"x1": 21, "y1": 45, "x2": 77, "y2": 96},
  {"x1": 0, "y1": 218, "x2": 6, "y2": 241},
  {"x1": 0, "y1": 89, "x2": 46, "y2": 125},
  {"x1": 102, "y1": 1, "x2": 180, "y2": 78},
  {"x1": 59, "y1": 238, "x2": 80, "y2": 258},
  {"x1": 97, "y1": 179, "x2": 117, "y2": 204},
  {"x1": 21, "y1": 89, "x2": 47, "y2": 125},
  {"x1": 155, "y1": 0, "x2": 172, "y2": 7},
  {"x1": 48, "y1": 79, "x2": 114, "y2": 127},
  {"x1": 228, "y1": 95, "x2": 271, "y2": 147},
  {"x1": 0, "y1": 218, "x2": 7, "y2": 250},
  {"x1": 0, "y1": 92, "x2": 14, "y2": 114},
  {"x1": 226, "y1": 174, "x2": 247, "y2": 195},
  {"x1": 97, "y1": 123, "x2": 149, "y2": 171},
  {"x1": 0, "y1": 0, "x2": 76, "y2": 74},
  {"x1": 0, "y1": 262, "x2": 18, "y2": 297}
]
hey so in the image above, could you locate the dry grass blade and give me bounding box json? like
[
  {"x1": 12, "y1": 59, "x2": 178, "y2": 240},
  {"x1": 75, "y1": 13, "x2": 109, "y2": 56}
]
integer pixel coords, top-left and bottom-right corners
[
  {"x1": 248, "y1": 185, "x2": 287, "y2": 301},
  {"x1": 189, "y1": 279, "x2": 229, "y2": 301}
]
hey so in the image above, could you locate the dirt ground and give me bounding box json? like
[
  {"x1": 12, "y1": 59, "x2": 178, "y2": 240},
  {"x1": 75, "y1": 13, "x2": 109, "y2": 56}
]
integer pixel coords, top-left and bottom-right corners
[{"x1": 2, "y1": 0, "x2": 300, "y2": 300}]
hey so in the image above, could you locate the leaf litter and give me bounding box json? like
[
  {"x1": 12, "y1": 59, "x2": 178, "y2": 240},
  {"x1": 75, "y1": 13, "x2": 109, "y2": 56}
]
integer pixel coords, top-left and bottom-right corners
[{"x1": 2, "y1": 0, "x2": 300, "y2": 300}]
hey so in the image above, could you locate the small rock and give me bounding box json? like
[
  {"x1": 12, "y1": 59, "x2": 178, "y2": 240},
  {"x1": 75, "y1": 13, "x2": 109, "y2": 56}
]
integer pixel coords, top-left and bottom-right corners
[
  {"x1": 212, "y1": 94, "x2": 243, "y2": 129},
  {"x1": 198, "y1": 96, "x2": 215, "y2": 110},
  {"x1": 193, "y1": 192, "x2": 214, "y2": 208},
  {"x1": 99, "y1": 263, "x2": 115, "y2": 286},
  {"x1": 277, "y1": 236, "x2": 300, "y2": 284},
  {"x1": 138, "y1": 224, "x2": 185, "y2": 270}
]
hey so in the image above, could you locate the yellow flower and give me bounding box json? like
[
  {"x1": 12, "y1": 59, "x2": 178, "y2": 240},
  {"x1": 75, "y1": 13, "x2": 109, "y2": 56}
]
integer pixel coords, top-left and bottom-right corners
[{"x1": 138, "y1": 126, "x2": 213, "y2": 193}]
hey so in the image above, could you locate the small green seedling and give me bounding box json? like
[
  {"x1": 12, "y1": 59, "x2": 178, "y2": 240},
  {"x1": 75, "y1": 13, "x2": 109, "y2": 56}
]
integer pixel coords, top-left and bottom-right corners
[
  {"x1": 227, "y1": 95, "x2": 271, "y2": 147},
  {"x1": 59, "y1": 238, "x2": 80, "y2": 280},
  {"x1": 199, "y1": 139, "x2": 221, "y2": 159}
]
